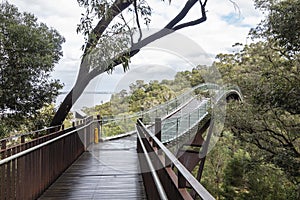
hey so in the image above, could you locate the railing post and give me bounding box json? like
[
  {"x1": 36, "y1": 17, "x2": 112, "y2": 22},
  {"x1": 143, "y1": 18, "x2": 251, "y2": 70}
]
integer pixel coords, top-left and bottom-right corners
[
  {"x1": 176, "y1": 118, "x2": 179, "y2": 150},
  {"x1": 72, "y1": 121, "x2": 75, "y2": 128},
  {"x1": 1, "y1": 140, "x2": 6, "y2": 150},
  {"x1": 155, "y1": 118, "x2": 162, "y2": 142},
  {"x1": 176, "y1": 118, "x2": 179, "y2": 138},
  {"x1": 166, "y1": 102, "x2": 169, "y2": 115},
  {"x1": 97, "y1": 115, "x2": 101, "y2": 142},
  {"x1": 178, "y1": 171, "x2": 186, "y2": 189},
  {"x1": 61, "y1": 124, "x2": 64, "y2": 131},
  {"x1": 21, "y1": 135, "x2": 25, "y2": 144},
  {"x1": 138, "y1": 118, "x2": 145, "y2": 139},
  {"x1": 154, "y1": 118, "x2": 162, "y2": 154},
  {"x1": 165, "y1": 154, "x2": 171, "y2": 167},
  {"x1": 83, "y1": 123, "x2": 87, "y2": 150}
]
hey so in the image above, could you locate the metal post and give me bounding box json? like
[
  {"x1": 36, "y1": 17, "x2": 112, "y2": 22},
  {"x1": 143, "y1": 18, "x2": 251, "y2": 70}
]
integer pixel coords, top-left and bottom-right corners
[
  {"x1": 1, "y1": 140, "x2": 6, "y2": 150},
  {"x1": 165, "y1": 154, "x2": 171, "y2": 167},
  {"x1": 166, "y1": 102, "x2": 169, "y2": 115},
  {"x1": 21, "y1": 136, "x2": 25, "y2": 144},
  {"x1": 155, "y1": 118, "x2": 162, "y2": 141},
  {"x1": 154, "y1": 118, "x2": 162, "y2": 152},
  {"x1": 178, "y1": 171, "x2": 186, "y2": 189},
  {"x1": 176, "y1": 118, "x2": 179, "y2": 137},
  {"x1": 176, "y1": 118, "x2": 179, "y2": 150},
  {"x1": 97, "y1": 115, "x2": 101, "y2": 142},
  {"x1": 84, "y1": 125, "x2": 87, "y2": 151}
]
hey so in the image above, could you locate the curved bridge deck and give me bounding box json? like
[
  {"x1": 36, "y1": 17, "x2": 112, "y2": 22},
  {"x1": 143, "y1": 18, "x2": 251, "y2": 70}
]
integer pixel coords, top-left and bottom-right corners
[
  {"x1": 39, "y1": 135, "x2": 146, "y2": 200},
  {"x1": 0, "y1": 83, "x2": 241, "y2": 199}
]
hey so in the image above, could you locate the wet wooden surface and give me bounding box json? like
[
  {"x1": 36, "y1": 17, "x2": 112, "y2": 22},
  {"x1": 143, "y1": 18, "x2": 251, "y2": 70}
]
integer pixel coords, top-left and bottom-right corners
[{"x1": 39, "y1": 135, "x2": 146, "y2": 200}]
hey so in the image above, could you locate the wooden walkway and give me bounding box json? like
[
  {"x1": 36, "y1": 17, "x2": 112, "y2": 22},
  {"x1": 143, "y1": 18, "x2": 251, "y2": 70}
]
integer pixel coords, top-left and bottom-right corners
[{"x1": 39, "y1": 135, "x2": 146, "y2": 200}]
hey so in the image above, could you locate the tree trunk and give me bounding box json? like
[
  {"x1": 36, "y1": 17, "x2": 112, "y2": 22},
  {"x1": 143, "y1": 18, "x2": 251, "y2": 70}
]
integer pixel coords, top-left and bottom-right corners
[
  {"x1": 50, "y1": 89, "x2": 73, "y2": 128},
  {"x1": 50, "y1": 0, "x2": 207, "y2": 127},
  {"x1": 50, "y1": 70, "x2": 99, "y2": 127}
]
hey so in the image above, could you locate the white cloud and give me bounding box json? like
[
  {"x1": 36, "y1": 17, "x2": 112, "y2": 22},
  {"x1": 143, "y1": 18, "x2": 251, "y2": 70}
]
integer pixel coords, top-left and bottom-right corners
[{"x1": 7, "y1": 0, "x2": 263, "y2": 108}]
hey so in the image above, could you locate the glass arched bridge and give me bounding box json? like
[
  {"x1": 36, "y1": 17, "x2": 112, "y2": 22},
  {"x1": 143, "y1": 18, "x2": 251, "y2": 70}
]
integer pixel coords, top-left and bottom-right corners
[{"x1": 0, "y1": 83, "x2": 242, "y2": 200}]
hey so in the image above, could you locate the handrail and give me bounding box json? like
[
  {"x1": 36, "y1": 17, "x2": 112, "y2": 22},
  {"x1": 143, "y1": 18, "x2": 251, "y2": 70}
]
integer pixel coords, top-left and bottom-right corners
[
  {"x1": 0, "y1": 83, "x2": 241, "y2": 145},
  {"x1": 0, "y1": 120, "x2": 93, "y2": 165},
  {"x1": 163, "y1": 112, "x2": 209, "y2": 144},
  {"x1": 99, "y1": 83, "x2": 221, "y2": 123},
  {"x1": 136, "y1": 128, "x2": 168, "y2": 200},
  {"x1": 161, "y1": 99, "x2": 209, "y2": 143},
  {"x1": 97, "y1": 83, "x2": 224, "y2": 139},
  {"x1": 137, "y1": 119, "x2": 215, "y2": 200},
  {"x1": 0, "y1": 124, "x2": 62, "y2": 143}
]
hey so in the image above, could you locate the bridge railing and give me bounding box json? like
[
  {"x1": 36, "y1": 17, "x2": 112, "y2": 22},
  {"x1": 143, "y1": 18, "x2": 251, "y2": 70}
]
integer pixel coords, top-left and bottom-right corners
[
  {"x1": 136, "y1": 119, "x2": 214, "y2": 200},
  {"x1": 98, "y1": 83, "x2": 220, "y2": 139},
  {"x1": 159, "y1": 100, "x2": 209, "y2": 144},
  {"x1": 0, "y1": 118, "x2": 97, "y2": 199},
  {"x1": 0, "y1": 124, "x2": 63, "y2": 149},
  {"x1": 0, "y1": 116, "x2": 94, "y2": 159}
]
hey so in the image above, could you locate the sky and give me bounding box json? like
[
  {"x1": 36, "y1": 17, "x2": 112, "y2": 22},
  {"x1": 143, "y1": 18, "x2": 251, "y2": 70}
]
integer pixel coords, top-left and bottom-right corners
[{"x1": 8, "y1": 0, "x2": 263, "y2": 110}]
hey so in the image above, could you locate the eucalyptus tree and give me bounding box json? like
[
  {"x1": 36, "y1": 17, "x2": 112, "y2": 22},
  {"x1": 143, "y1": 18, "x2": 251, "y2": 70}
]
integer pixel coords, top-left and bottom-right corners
[
  {"x1": 214, "y1": 0, "x2": 300, "y2": 192},
  {"x1": 51, "y1": 0, "x2": 209, "y2": 127},
  {"x1": 0, "y1": 2, "x2": 64, "y2": 137}
]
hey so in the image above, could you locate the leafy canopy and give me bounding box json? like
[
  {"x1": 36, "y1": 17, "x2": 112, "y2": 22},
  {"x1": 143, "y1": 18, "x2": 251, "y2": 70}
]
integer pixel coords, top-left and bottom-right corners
[
  {"x1": 0, "y1": 2, "x2": 65, "y2": 137},
  {"x1": 214, "y1": 0, "x2": 300, "y2": 187}
]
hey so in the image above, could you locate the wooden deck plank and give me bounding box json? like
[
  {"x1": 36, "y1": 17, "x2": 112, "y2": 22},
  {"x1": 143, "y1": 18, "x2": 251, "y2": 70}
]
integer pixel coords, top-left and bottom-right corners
[{"x1": 39, "y1": 135, "x2": 146, "y2": 200}]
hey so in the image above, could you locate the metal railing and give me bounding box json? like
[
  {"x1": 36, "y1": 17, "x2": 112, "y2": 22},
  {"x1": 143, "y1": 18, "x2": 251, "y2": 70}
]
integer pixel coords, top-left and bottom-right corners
[
  {"x1": 98, "y1": 83, "x2": 221, "y2": 139},
  {"x1": 160, "y1": 99, "x2": 209, "y2": 143},
  {"x1": 0, "y1": 118, "x2": 97, "y2": 199},
  {"x1": 0, "y1": 124, "x2": 63, "y2": 149},
  {"x1": 136, "y1": 119, "x2": 215, "y2": 200},
  {"x1": 0, "y1": 82, "x2": 242, "y2": 199}
]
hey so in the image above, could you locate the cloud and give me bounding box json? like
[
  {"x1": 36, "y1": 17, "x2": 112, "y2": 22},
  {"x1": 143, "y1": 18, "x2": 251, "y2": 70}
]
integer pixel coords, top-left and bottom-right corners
[{"x1": 8, "y1": 0, "x2": 263, "y2": 108}]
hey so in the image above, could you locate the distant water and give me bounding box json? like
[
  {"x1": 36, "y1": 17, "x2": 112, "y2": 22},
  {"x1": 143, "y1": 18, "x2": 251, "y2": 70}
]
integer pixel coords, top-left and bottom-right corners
[{"x1": 55, "y1": 93, "x2": 112, "y2": 111}]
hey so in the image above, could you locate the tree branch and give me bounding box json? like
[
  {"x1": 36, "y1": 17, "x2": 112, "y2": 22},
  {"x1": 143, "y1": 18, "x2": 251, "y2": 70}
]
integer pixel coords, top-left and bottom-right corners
[
  {"x1": 85, "y1": 0, "x2": 134, "y2": 54},
  {"x1": 133, "y1": 0, "x2": 142, "y2": 42},
  {"x1": 51, "y1": 0, "x2": 209, "y2": 127},
  {"x1": 173, "y1": 0, "x2": 207, "y2": 30},
  {"x1": 77, "y1": 0, "x2": 134, "y2": 79}
]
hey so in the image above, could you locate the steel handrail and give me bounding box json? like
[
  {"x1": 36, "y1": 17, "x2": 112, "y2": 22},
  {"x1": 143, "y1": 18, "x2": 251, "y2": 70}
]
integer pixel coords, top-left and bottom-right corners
[
  {"x1": 137, "y1": 119, "x2": 215, "y2": 200},
  {"x1": 0, "y1": 124, "x2": 62, "y2": 142},
  {"x1": 100, "y1": 83, "x2": 221, "y2": 123},
  {"x1": 0, "y1": 120, "x2": 94, "y2": 165},
  {"x1": 136, "y1": 126, "x2": 168, "y2": 200}
]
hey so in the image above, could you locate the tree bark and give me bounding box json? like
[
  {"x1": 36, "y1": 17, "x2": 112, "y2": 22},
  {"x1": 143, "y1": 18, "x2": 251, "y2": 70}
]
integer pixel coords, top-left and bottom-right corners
[{"x1": 50, "y1": 0, "x2": 208, "y2": 127}]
